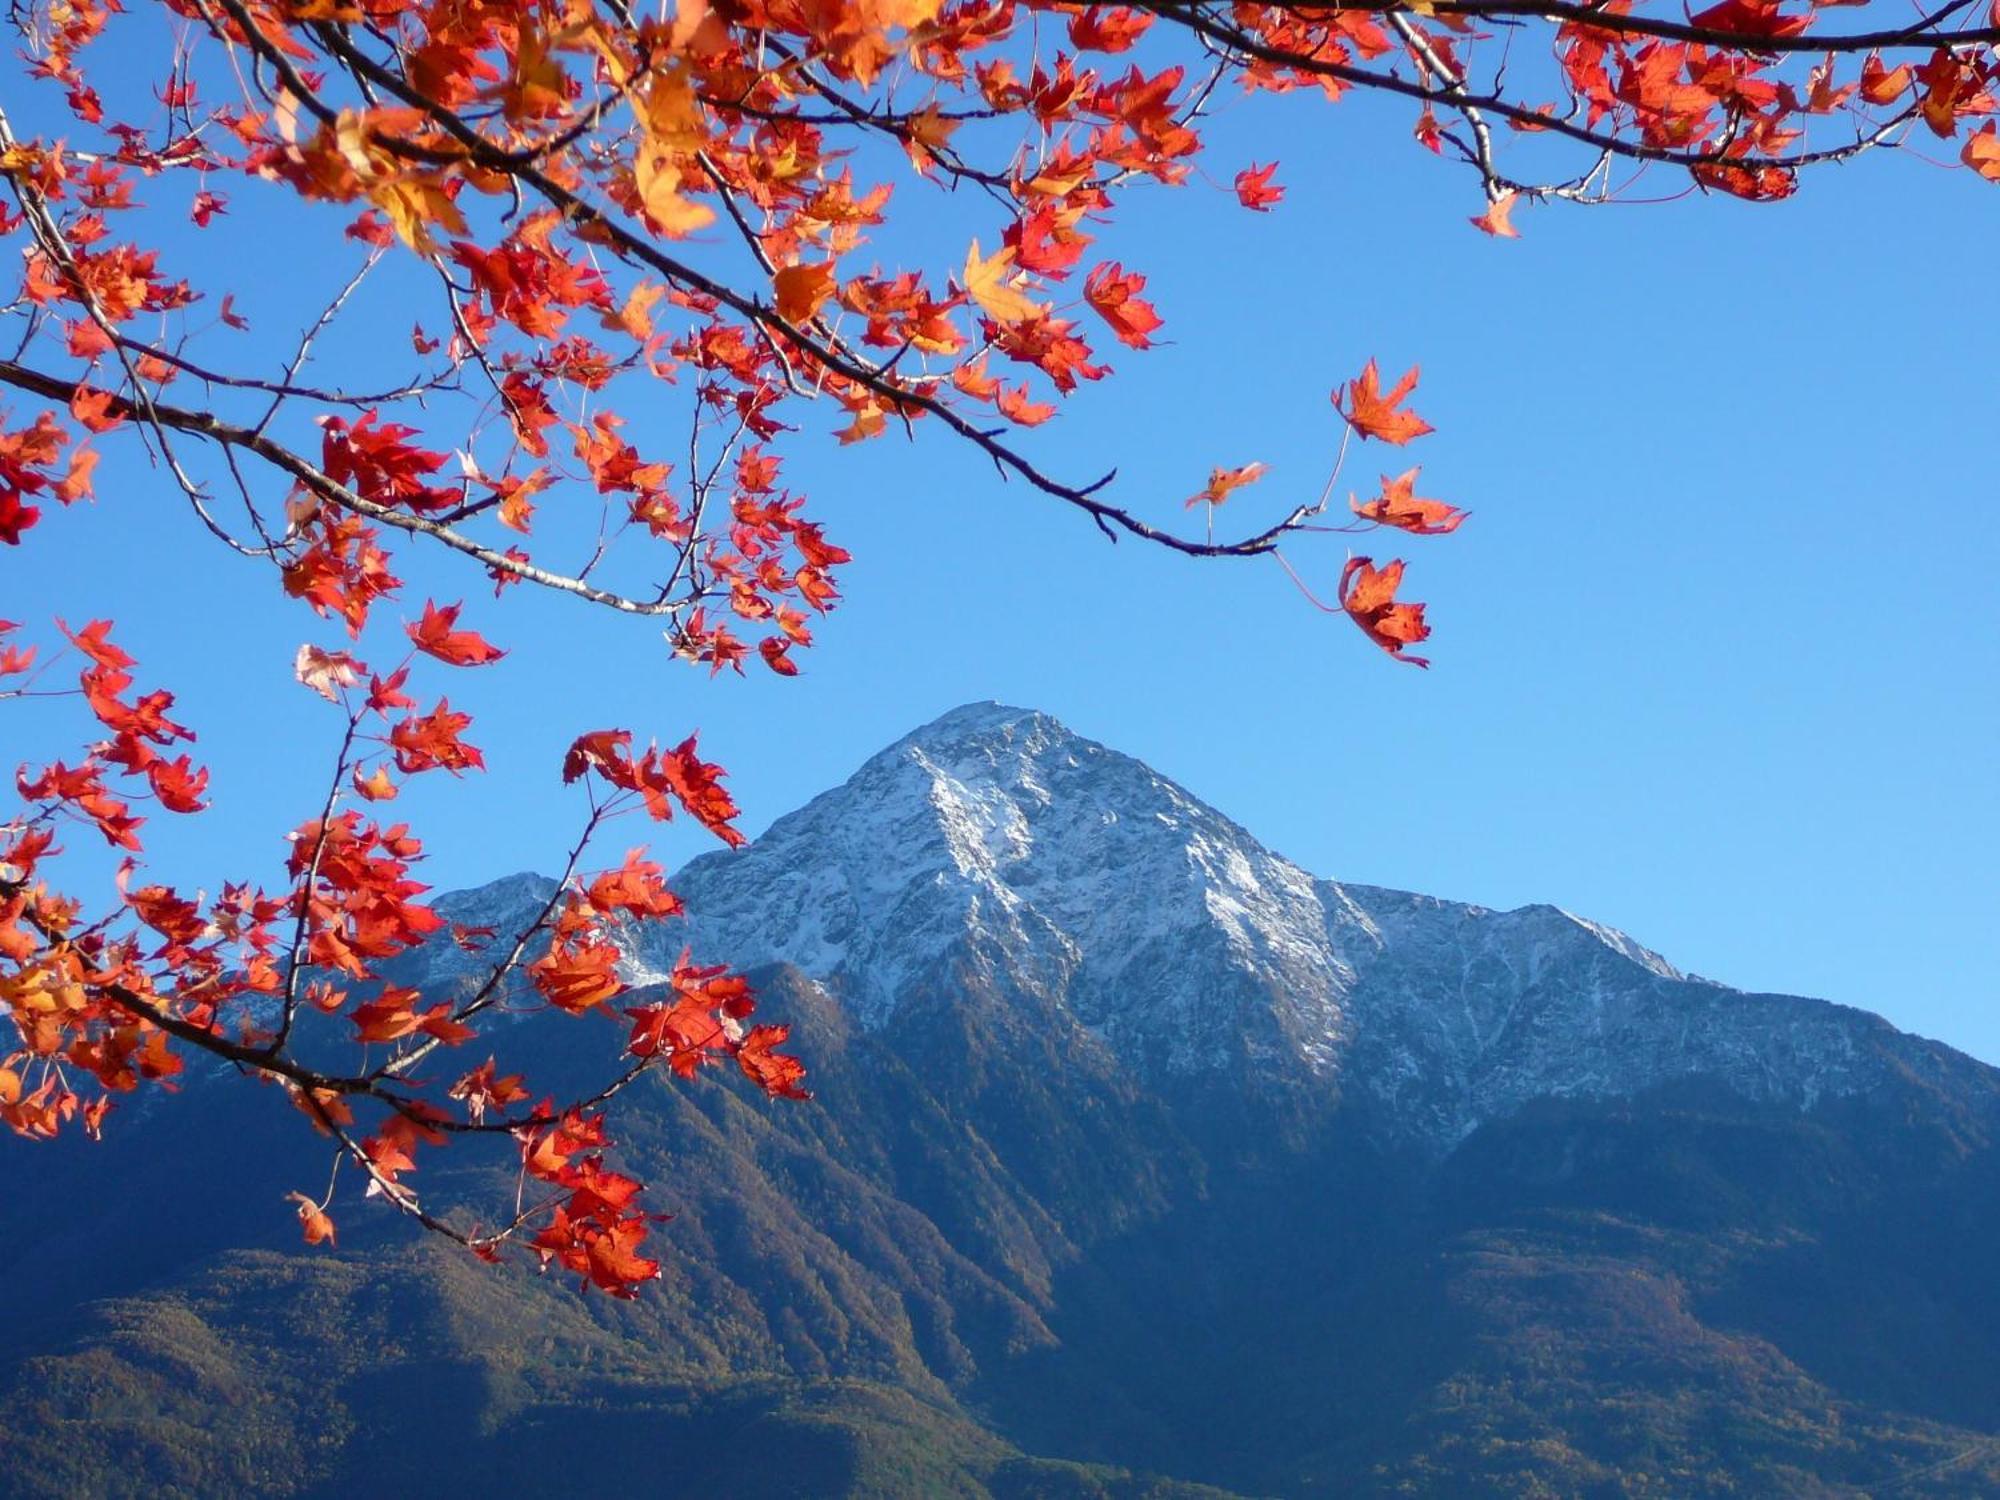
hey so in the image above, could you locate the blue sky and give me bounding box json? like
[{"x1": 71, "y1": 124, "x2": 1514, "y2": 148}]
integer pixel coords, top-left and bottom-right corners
[{"x1": 8, "y1": 74, "x2": 1997, "y2": 1060}]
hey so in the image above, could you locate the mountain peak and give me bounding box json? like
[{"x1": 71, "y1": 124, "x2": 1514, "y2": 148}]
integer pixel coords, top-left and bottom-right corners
[
  {"x1": 902, "y1": 699, "x2": 1059, "y2": 741},
  {"x1": 875, "y1": 701, "x2": 1080, "y2": 789},
  {"x1": 642, "y1": 702, "x2": 1347, "y2": 1060},
  {"x1": 422, "y1": 706, "x2": 1948, "y2": 1147}
]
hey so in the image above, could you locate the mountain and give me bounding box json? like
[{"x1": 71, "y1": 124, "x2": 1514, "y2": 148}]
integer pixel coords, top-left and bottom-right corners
[{"x1": 4, "y1": 702, "x2": 2000, "y2": 1498}]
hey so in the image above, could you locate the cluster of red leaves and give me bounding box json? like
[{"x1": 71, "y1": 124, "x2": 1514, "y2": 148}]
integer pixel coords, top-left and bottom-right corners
[
  {"x1": 625, "y1": 952, "x2": 808, "y2": 1104},
  {"x1": 1321, "y1": 362, "x2": 1474, "y2": 667},
  {"x1": 13, "y1": 619, "x2": 207, "y2": 849},
  {"x1": 520, "y1": 1109, "x2": 659, "y2": 1298},
  {"x1": 0, "y1": 405, "x2": 99, "y2": 547},
  {"x1": 1, "y1": 610, "x2": 802, "y2": 1298},
  {"x1": 1556, "y1": 22, "x2": 1997, "y2": 202},
  {"x1": 561, "y1": 728, "x2": 745, "y2": 847},
  {"x1": 2, "y1": 622, "x2": 225, "y2": 1135}
]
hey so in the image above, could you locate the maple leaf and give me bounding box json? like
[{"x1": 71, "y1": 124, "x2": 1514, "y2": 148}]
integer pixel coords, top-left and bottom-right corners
[
  {"x1": 962, "y1": 240, "x2": 1046, "y2": 325},
  {"x1": 737, "y1": 1023, "x2": 812, "y2": 1100},
  {"x1": 585, "y1": 849, "x2": 683, "y2": 920},
  {"x1": 1687, "y1": 0, "x2": 1810, "y2": 38},
  {"x1": 1350, "y1": 469, "x2": 1468, "y2": 534},
  {"x1": 531, "y1": 937, "x2": 625, "y2": 1013},
  {"x1": 146, "y1": 755, "x2": 209, "y2": 813},
  {"x1": 773, "y1": 262, "x2": 836, "y2": 325},
  {"x1": 294, "y1": 644, "x2": 364, "y2": 701},
  {"x1": 59, "y1": 619, "x2": 136, "y2": 671},
  {"x1": 1337, "y1": 556, "x2": 1432, "y2": 667},
  {"x1": 633, "y1": 77, "x2": 715, "y2": 237},
  {"x1": 352, "y1": 764, "x2": 398, "y2": 801},
  {"x1": 1859, "y1": 53, "x2": 1912, "y2": 105},
  {"x1": 645, "y1": 735, "x2": 745, "y2": 846},
  {"x1": 996, "y1": 384, "x2": 1057, "y2": 426},
  {"x1": 1071, "y1": 7, "x2": 1152, "y2": 51},
  {"x1": 390, "y1": 700, "x2": 484, "y2": 774},
  {"x1": 563, "y1": 728, "x2": 635, "y2": 784},
  {"x1": 1915, "y1": 49, "x2": 1975, "y2": 138},
  {"x1": 350, "y1": 989, "x2": 426, "y2": 1042},
  {"x1": 448, "y1": 1059, "x2": 529, "y2": 1124},
  {"x1": 375, "y1": 178, "x2": 457, "y2": 254},
  {"x1": 1334, "y1": 361, "x2": 1435, "y2": 445},
  {"x1": 1185, "y1": 462, "x2": 1269, "y2": 509},
  {"x1": 1008, "y1": 206, "x2": 1091, "y2": 277},
  {"x1": 1963, "y1": 123, "x2": 2000, "y2": 182},
  {"x1": 1082, "y1": 262, "x2": 1164, "y2": 350},
  {"x1": 1234, "y1": 163, "x2": 1284, "y2": 210},
  {"x1": 902, "y1": 104, "x2": 961, "y2": 173},
  {"x1": 407, "y1": 599, "x2": 506, "y2": 667},
  {"x1": 55, "y1": 447, "x2": 99, "y2": 504},
  {"x1": 0, "y1": 492, "x2": 39, "y2": 545},
  {"x1": 288, "y1": 1192, "x2": 337, "y2": 1246},
  {"x1": 582, "y1": 1218, "x2": 660, "y2": 1296},
  {"x1": 759, "y1": 637, "x2": 800, "y2": 676},
  {"x1": 1470, "y1": 190, "x2": 1520, "y2": 238},
  {"x1": 69, "y1": 386, "x2": 122, "y2": 433}
]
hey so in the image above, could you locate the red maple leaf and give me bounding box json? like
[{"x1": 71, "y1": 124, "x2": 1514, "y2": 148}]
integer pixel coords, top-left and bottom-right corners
[{"x1": 407, "y1": 600, "x2": 506, "y2": 667}]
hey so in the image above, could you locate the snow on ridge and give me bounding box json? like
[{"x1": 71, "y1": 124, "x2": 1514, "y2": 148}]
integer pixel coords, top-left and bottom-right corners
[
  {"x1": 1553, "y1": 908, "x2": 1688, "y2": 983},
  {"x1": 421, "y1": 704, "x2": 1930, "y2": 1141},
  {"x1": 641, "y1": 701, "x2": 1353, "y2": 1065}
]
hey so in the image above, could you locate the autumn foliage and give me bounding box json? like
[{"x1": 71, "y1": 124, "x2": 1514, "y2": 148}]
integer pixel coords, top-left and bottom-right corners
[{"x1": 2, "y1": 0, "x2": 1996, "y2": 1293}]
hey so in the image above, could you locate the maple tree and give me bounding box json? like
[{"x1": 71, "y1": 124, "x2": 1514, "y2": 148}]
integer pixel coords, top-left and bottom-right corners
[{"x1": 2, "y1": 0, "x2": 1995, "y2": 1296}]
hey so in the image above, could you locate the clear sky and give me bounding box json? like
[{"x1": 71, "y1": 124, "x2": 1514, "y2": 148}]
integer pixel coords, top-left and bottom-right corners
[{"x1": 8, "y1": 77, "x2": 1997, "y2": 1060}]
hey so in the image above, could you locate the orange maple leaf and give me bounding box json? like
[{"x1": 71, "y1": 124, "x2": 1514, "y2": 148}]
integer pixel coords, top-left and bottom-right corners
[
  {"x1": 1963, "y1": 122, "x2": 2000, "y2": 182},
  {"x1": 1350, "y1": 469, "x2": 1467, "y2": 535},
  {"x1": 352, "y1": 764, "x2": 398, "y2": 800},
  {"x1": 1860, "y1": 52, "x2": 1913, "y2": 104},
  {"x1": 288, "y1": 1192, "x2": 337, "y2": 1246},
  {"x1": 1185, "y1": 461, "x2": 1269, "y2": 509},
  {"x1": 1334, "y1": 360, "x2": 1435, "y2": 445},
  {"x1": 1470, "y1": 190, "x2": 1520, "y2": 238},
  {"x1": 962, "y1": 240, "x2": 1046, "y2": 324},
  {"x1": 1337, "y1": 556, "x2": 1431, "y2": 667},
  {"x1": 996, "y1": 384, "x2": 1057, "y2": 426},
  {"x1": 773, "y1": 262, "x2": 836, "y2": 325}
]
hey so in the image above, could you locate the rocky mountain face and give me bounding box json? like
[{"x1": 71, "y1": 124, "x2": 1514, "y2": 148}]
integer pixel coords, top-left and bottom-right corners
[
  {"x1": 443, "y1": 701, "x2": 1976, "y2": 1145},
  {"x1": 5, "y1": 704, "x2": 2000, "y2": 1499}
]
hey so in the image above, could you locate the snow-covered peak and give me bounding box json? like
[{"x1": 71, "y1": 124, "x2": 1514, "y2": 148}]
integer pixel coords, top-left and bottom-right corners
[
  {"x1": 645, "y1": 703, "x2": 1346, "y2": 1069},
  {"x1": 891, "y1": 699, "x2": 1065, "y2": 754},
  {"x1": 427, "y1": 706, "x2": 1942, "y2": 1145}
]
